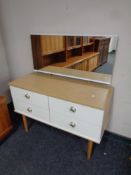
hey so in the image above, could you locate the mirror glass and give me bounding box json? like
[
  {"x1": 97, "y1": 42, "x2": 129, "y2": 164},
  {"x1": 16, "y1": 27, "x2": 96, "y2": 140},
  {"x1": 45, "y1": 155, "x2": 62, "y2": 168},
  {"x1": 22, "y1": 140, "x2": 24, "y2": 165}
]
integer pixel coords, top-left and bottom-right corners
[{"x1": 31, "y1": 35, "x2": 118, "y2": 77}]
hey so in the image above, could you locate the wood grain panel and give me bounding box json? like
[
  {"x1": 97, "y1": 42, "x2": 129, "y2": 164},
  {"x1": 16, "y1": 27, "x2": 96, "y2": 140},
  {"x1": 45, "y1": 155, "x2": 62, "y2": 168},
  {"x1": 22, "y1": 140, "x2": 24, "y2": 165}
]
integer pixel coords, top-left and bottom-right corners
[
  {"x1": 88, "y1": 56, "x2": 98, "y2": 71},
  {"x1": 31, "y1": 35, "x2": 44, "y2": 69},
  {"x1": 0, "y1": 96, "x2": 13, "y2": 140},
  {"x1": 52, "y1": 52, "x2": 99, "y2": 69},
  {"x1": 41, "y1": 36, "x2": 65, "y2": 55},
  {"x1": 69, "y1": 60, "x2": 88, "y2": 71}
]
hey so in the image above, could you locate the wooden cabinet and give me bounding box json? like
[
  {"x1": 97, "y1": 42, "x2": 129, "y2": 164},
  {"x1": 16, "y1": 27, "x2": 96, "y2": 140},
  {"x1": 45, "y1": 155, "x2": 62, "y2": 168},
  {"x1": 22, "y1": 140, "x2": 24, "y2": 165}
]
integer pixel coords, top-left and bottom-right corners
[
  {"x1": 0, "y1": 96, "x2": 13, "y2": 141},
  {"x1": 31, "y1": 35, "x2": 99, "y2": 71},
  {"x1": 94, "y1": 37, "x2": 110, "y2": 65},
  {"x1": 69, "y1": 60, "x2": 88, "y2": 71},
  {"x1": 52, "y1": 52, "x2": 99, "y2": 72},
  {"x1": 88, "y1": 55, "x2": 98, "y2": 71}
]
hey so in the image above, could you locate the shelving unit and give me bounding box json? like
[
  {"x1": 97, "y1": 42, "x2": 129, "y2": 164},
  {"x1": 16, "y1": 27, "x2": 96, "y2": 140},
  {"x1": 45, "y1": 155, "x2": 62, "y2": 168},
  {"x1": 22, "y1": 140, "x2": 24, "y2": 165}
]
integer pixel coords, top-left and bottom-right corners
[
  {"x1": 52, "y1": 52, "x2": 99, "y2": 71},
  {"x1": 31, "y1": 35, "x2": 103, "y2": 71}
]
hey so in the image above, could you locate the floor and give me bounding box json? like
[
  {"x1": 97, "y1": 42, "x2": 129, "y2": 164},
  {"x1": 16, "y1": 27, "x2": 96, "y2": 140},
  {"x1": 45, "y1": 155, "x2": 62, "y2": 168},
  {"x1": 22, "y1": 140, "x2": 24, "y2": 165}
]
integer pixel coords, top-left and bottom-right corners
[
  {"x1": 95, "y1": 52, "x2": 116, "y2": 74},
  {"x1": 0, "y1": 106, "x2": 131, "y2": 175}
]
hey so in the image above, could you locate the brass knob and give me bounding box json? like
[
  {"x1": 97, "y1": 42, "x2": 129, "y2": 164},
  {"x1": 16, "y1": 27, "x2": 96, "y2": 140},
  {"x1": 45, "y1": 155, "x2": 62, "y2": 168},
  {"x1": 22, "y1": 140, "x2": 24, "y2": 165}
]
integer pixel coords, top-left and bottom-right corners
[
  {"x1": 25, "y1": 93, "x2": 30, "y2": 99},
  {"x1": 27, "y1": 107, "x2": 32, "y2": 112},
  {"x1": 70, "y1": 106, "x2": 76, "y2": 112},
  {"x1": 69, "y1": 121, "x2": 76, "y2": 127}
]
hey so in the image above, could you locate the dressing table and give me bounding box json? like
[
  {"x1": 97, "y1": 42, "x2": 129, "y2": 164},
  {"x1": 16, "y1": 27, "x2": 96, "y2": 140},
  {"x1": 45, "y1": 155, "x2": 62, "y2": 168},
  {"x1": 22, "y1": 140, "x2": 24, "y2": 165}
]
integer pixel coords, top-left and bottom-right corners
[{"x1": 9, "y1": 66, "x2": 113, "y2": 159}]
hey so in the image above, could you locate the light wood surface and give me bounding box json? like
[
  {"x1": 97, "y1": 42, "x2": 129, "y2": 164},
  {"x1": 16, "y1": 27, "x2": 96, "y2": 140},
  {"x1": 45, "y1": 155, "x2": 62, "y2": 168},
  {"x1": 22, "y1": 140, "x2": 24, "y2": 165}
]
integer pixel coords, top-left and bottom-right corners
[
  {"x1": 22, "y1": 115, "x2": 28, "y2": 132},
  {"x1": 87, "y1": 140, "x2": 94, "y2": 160},
  {"x1": 52, "y1": 52, "x2": 99, "y2": 68},
  {"x1": 9, "y1": 72, "x2": 113, "y2": 110},
  {"x1": 101, "y1": 86, "x2": 113, "y2": 136},
  {"x1": 69, "y1": 59, "x2": 88, "y2": 71},
  {"x1": 41, "y1": 36, "x2": 65, "y2": 55},
  {"x1": 40, "y1": 66, "x2": 112, "y2": 85},
  {"x1": 88, "y1": 55, "x2": 98, "y2": 71}
]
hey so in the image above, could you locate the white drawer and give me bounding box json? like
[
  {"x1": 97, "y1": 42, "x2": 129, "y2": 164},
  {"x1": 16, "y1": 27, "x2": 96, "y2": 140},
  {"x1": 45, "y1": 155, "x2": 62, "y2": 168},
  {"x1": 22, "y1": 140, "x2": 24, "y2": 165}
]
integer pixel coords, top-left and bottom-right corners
[
  {"x1": 49, "y1": 97, "x2": 104, "y2": 127},
  {"x1": 50, "y1": 111, "x2": 101, "y2": 143},
  {"x1": 14, "y1": 102, "x2": 49, "y2": 123},
  {"x1": 10, "y1": 86, "x2": 49, "y2": 109}
]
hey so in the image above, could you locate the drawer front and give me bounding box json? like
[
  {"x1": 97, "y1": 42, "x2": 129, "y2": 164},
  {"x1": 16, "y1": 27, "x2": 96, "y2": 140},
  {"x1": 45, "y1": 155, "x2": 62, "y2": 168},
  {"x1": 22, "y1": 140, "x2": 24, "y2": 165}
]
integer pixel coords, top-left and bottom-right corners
[
  {"x1": 10, "y1": 86, "x2": 49, "y2": 109},
  {"x1": 14, "y1": 102, "x2": 49, "y2": 123},
  {"x1": 49, "y1": 97, "x2": 103, "y2": 127},
  {"x1": 50, "y1": 111, "x2": 101, "y2": 143}
]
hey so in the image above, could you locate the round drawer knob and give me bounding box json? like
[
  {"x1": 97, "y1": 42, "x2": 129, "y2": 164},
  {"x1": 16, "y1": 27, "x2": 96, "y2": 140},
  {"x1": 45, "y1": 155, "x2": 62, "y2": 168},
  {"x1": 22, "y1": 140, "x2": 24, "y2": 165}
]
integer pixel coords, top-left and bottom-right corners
[
  {"x1": 27, "y1": 107, "x2": 32, "y2": 113},
  {"x1": 69, "y1": 121, "x2": 76, "y2": 128},
  {"x1": 70, "y1": 106, "x2": 76, "y2": 112},
  {"x1": 25, "y1": 93, "x2": 30, "y2": 99}
]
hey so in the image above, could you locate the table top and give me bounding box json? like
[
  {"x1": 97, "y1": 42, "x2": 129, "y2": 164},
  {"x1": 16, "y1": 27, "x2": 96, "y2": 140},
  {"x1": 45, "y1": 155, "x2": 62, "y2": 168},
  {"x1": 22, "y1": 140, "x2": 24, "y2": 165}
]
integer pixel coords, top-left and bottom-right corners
[{"x1": 9, "y1": 70, "x2": 113, "y2": 110}]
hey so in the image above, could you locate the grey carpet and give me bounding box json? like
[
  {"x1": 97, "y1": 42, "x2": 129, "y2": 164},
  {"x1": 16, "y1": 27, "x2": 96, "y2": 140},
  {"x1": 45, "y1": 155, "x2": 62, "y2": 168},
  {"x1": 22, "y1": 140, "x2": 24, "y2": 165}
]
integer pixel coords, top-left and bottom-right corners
[
  {"x1": 0, "y1": 116, "x2": 131, "y2": 175},
  {"x1": 95, "y1": 52, "x2": 116, "y2": 74}
]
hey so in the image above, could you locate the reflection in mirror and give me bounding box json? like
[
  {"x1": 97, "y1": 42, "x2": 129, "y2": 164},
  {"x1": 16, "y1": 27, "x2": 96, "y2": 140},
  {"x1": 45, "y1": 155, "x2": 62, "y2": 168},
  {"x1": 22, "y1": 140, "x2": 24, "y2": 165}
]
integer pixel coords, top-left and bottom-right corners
[{"x1": 31, "y1": 35, "x2": 118, "y2": 76}]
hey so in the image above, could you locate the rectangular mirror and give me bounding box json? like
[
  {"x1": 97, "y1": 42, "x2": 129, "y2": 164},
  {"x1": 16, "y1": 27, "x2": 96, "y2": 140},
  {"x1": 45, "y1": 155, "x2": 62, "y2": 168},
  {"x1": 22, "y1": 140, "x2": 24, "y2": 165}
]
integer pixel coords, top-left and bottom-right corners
[{"x1": 31, "y1": 34, "x2": 118, "y2": 78}]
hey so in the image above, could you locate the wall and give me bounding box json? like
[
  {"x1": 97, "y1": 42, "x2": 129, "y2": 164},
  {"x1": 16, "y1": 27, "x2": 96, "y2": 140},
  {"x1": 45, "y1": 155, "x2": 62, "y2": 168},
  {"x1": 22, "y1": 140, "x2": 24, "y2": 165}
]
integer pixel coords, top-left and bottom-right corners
[
  {"x1": 0, "y1": 30, "x2": 10, "y2": 100},
  {"x1": 0, "y1": 0, "x2": 131, "y2": 138}
]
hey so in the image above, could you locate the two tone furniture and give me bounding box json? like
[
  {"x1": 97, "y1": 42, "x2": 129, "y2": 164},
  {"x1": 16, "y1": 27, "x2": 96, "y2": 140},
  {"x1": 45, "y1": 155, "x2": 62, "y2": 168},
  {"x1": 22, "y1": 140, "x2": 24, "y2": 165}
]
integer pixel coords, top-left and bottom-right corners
[{"x1": 9, "y1": 66, "x2": 113, "y2": 159}]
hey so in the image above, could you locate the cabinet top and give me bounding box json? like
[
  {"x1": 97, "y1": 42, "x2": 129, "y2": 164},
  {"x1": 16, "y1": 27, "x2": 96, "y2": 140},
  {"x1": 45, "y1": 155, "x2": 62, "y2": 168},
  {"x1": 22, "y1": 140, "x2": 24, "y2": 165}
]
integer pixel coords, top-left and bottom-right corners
[
  {"x1": 40, "y1": 66, "x2": 112, "y2": 85},
  {"x1": 9, "y1": 69, "x2": 113, "y2": 110}
]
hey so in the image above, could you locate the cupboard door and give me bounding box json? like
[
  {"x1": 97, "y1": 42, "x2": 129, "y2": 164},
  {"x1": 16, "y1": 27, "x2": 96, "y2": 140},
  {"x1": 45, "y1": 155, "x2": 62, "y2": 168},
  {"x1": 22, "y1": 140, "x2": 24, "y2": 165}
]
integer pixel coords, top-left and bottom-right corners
[
  {"x1": 88, "y1": 56, "x2": 98, "y2": 71},
  {"x1": 41, "y1": 36, "x2": 65, "y2": 55},
  {"x1": 0, "y1": 96, "x2": 13, "y2": 140},
  {"x1": 69, "y1": 60, "x2": 88, "y2": 71}
]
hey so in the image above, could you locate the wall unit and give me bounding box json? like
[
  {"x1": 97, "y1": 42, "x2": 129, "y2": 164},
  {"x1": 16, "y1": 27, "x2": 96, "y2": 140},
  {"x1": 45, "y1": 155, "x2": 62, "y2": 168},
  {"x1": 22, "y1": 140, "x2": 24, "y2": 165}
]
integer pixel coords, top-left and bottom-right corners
[
  {"x1": 94, "y1": 37, "x2": 110, "y2": 65},
  {"x1": 0, "y1": 96, "x2": 13, "y2": 141},
  {"x1": 52, "y1": 52, "x2": 99, "y2": 72},
  {"x1": 31, "y1": 35, "x2": 99, "y2": 71},
  {"x1": 9, "y1": 67, "x2": 113, "y2": 159}
]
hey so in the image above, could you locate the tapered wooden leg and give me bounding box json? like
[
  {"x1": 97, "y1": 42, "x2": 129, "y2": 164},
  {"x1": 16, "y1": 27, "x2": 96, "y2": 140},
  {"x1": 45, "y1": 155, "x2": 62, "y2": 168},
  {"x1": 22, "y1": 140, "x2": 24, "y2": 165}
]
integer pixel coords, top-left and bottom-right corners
[
  {"x1": 22, "y1": 115, "x2": 28, "y2": 132},
  {"x1": 87, "y1": 140, "x2": 93, "y2": 160}
]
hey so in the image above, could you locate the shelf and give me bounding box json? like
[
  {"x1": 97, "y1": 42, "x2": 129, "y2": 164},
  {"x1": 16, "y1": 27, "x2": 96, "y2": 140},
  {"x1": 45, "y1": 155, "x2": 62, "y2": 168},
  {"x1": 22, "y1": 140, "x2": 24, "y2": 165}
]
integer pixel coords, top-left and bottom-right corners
[
  {"x1": 31, "y1": 35, "x2": 97, "y2": 69},
  {"x1": 67, "y1": 45, "x2": 81, "y2": 51},
  {"x1": 83, "y1": 42, "x2": 94, "y2": 47},
  {"x1": 43, "y1": 49, "x2": 65, "y2": 56},
  {"x1": 52, "y1": 52, "x2": 99, "y2": 68}
]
